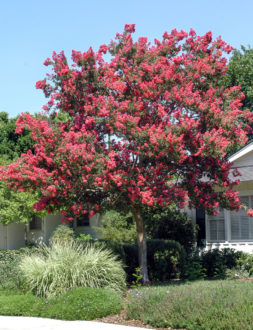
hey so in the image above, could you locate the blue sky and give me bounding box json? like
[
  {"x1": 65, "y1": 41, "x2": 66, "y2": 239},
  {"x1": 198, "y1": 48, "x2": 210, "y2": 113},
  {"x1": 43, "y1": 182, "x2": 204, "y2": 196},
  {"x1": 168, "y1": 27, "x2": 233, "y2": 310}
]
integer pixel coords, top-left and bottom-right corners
[{"x1": 1, "y1": 0, "x2": 253, "y2": 117}]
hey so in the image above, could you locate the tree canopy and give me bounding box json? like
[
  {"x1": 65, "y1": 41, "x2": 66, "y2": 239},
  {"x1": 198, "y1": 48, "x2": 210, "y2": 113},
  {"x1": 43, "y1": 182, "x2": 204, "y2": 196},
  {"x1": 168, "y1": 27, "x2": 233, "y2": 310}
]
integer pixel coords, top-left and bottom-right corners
[{"x1": 1, "y1": 25, "x2": 252, "y2": 280}]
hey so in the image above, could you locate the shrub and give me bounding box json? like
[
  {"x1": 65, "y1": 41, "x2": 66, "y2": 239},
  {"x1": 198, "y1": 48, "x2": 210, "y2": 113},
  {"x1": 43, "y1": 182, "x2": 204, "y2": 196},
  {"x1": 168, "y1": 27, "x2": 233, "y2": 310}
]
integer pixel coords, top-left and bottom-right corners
[
  {"x1": 235, "y1": 252, "x2": 253, "y2": 275},
  {"x1": 225, "y1": 267, "x2": 252, "y2": 280},
  {"x1": 183, "y1": 254, "x2": 206, "y2": 281},
  {"x1": 0, "y1": 248, "x2": 38, "y2": 291},
  {"x1": 126, "y1": 280, "x2": 253, "y2": 330},
  {"x1": 18, "y1": 242, "x2": 126, "y2": 297},
  {"x1": 123, "y1": 239, "x2": 186, "y2": 283},
  {"x1": 0, "y1": 250, "x2": 22, "y2": 290},
  {"x1": 144, "y1": 206, "x2": 197, "y2": 254},
  {"x1": 96, "y1": 210, "x2": 137, "y2": 244},
  {"x1": 41, "y1": 287, "x2": 123, "y2": 320},
  {"x1": 122, "y1": 244, "x2": 139, "y2": 283},
  {"x1": 147, "y1": 239, "x2": 186, "y2": 282},
  {"x1": 224, "y1": 252, "x2": 253, "y2": 279},
  {"x1": 49, "y1": 224, "x2": 75, "y2": 245},
  {"x1": 0, "y1": 287, "x2": 123, "y2": 320},
  {"x1": 201, "y1": 248, "x2": 242, "y2": 279}
]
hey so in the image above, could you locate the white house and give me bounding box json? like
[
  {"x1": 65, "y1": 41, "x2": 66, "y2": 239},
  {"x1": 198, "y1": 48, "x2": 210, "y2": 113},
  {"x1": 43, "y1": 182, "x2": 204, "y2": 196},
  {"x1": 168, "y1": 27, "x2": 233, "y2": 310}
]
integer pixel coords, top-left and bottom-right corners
[
  {"x1": 0, "y1": 213, "x2": 102, "y2": 249},
  {"x1": 185, "y1": 141, "x2": 253, "y2": 253}
]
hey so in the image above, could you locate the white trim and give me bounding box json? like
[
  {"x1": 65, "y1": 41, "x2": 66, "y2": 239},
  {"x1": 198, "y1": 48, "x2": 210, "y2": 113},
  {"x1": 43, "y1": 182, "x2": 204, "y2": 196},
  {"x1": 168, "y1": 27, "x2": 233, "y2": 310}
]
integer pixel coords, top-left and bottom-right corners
[{"x1": 229, "y1": 142, "x2": 253, "y2": 163}]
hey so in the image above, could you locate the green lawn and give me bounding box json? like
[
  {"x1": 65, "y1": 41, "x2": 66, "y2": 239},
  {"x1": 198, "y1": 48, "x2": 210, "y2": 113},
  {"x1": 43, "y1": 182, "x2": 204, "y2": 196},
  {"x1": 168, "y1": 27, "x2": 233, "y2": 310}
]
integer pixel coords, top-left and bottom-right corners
[{"x1": 127, "y1": 280, "x2": 253, "y2": 330}]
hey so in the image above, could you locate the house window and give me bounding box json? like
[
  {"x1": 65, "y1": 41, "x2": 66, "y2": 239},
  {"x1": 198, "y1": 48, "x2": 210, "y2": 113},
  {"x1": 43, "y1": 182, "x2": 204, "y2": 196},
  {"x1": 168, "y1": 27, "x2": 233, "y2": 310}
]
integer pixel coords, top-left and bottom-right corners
[
  {"x1": 208, "y1": 207, "x2": 225, "y2": 241},
  {"x1": 29, "y1": 215, "x2": 42, "y2": 230},
  {"x1": 231, "y1": 196, "x2": 253, "y2": 240},
  {"x1": 68, "y1": 214, "x2": 90, "y2": 228},
  {"x1": 76, "y1": 213, "x2": 90, "y2": 227}
]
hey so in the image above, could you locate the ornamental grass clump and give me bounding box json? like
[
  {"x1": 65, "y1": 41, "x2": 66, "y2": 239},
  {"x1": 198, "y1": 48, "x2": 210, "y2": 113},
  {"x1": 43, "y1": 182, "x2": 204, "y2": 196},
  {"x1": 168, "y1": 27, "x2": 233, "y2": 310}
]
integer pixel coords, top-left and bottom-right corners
[{"x1": 18, "y1": 242, "x2": 126, "y2": 298}]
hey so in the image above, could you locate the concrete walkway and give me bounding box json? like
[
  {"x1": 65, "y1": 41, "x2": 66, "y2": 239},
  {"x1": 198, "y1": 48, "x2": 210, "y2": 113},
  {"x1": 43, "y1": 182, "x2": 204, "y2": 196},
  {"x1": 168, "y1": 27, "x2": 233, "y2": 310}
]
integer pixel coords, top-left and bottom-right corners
[{"x1": 0, "y1": 316, "x2": 146, "y2": 330}]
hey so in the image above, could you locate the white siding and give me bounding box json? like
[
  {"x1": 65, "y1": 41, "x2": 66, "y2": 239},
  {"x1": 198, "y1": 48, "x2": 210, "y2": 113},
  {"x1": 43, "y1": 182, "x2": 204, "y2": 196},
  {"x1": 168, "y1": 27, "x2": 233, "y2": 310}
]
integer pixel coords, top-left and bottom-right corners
[
  {"x1": 232, "y1": 150, "x2": 253, "y2": 167},
  {"x1": 44, "y1": 214, "x2": 62, "y2": 244},
  {"x1": 0, "y1": 225, "x2": 7, "y2": 249},
  {"x1": 6, "y1": 223, "x2": 26, "y2": 249}
]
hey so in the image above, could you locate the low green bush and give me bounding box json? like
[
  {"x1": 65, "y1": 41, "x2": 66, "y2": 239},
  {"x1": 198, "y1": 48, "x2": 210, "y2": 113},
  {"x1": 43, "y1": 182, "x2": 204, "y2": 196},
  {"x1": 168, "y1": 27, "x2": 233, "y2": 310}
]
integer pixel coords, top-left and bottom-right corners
[
  {"x1": 182, "y1": 248, "x2": 253, "y2": 280},
  {"x1": 201, "y1": 248, "x2": 243, "y2": 279},
  {"x1": 126, "y1": 280, "x2": 253, "y2": 330},
  {"x1": 235, "y1": 252, "x2": 253, "y2": 275},
  {"x1": 225, "y1": 267, "x2": 252, "y2": 280},
  {"x1": 0, "y1": 287, "x2": 122, "y2": 320},
  {"x1": 0, "y1": 292, "x2": 42, "y2": 316},
  {"x1": 123, "y1": 239, "x2": 186, "y2": 283},
  {"x1": 40, "y1": 287, "x2": 123, "y2": 320},
  {"x1": 182, "y1": 254, "x2": 206, "y2": 281},
  {"x1": 0, "y1": 250, "x2": 26, "y2": 290},
  {"x1": 18, "y1": 242, "x2": 126, "y2": 297}
]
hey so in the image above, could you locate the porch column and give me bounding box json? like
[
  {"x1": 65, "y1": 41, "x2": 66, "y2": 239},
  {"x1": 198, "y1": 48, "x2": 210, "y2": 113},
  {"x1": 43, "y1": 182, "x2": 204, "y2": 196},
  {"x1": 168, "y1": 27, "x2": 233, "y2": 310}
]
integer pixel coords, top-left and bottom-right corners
[{"x1": 224, "y1": 209, "x2": 231, "y2": 242}]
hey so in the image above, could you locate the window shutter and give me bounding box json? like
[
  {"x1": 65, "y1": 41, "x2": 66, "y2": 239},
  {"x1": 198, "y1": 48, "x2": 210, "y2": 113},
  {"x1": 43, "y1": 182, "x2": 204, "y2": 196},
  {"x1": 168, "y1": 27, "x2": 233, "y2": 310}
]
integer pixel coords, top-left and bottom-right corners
[
  {"x1": 208, "y1": 207, "x2": 225, "y2": 241},
  {"x1": 217, "y1": 220, "x2": 225, "y2": 241},
  {"x1": 231, "y1": 215, "x2": 240, "y2": 240},
  {"x1": 210, "y1": 221, "x2": 217, "y2": 241},
  {"x1": 230, "y1": 196, "x2": 253, "y2": 240}
]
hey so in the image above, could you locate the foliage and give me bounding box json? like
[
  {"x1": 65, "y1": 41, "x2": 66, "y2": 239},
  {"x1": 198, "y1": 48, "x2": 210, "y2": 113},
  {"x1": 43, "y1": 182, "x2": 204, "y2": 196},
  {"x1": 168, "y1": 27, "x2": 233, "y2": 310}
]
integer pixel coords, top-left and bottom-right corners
[
  {"x1": 182, "y1": 248, "x2": 253, "y2": 280},
  {"x1": 0, "y1": 183, "x2": 45, "y2": 225},
  {"x1": 225, "y1": 267, "x2": 252, "y2": 280},
  {"x1": 0, "y1": 248, "x2": 40, "y2": 291},
  {"x1": 0, "y1": 112, "x2": 43, "y2": 224},
  {"x1": 225, "y1": 251, "x2": 253, "y2": 279},
  {"x1": 130, "y1": 267, "x2": 143, "y2": 288},
  {"x1": 2, "y1": 26, "x2": 253, "y2": 281},
  {"x1": 225, "y1": 46, "x2": 253, "y2": 112},
  {"x1": 235, "y1": 251, "x2": 253, "y2": 275},
  {"x1": 123, "y1": 239, "x2": 186, "y2": 283},
  {"x1": 200, "y1": 248, "x2": 242, "y2": 279},
  {"x1": 49, "y1": 223, "x2": 75, "y2": 245},
  {"x1": 97, "y1": 210, "x2": 137, "y2": 244},
  {"x1": 183, "y1": 254, "x2": 206, "y2": 281},
  {"x1": 0, "y1": 250, "x2": 22, "y2": 290},
  {"x1": 0, "y1": 287, "x2": 122, "y2": 320},
  {"x1": 126, "y1": 280, "x2": 253, "y2": 330},
  {"x1": 18, "y1": 242, "x2": 126, "y2": 297},
  {"x1": 0, "y1": 112, "x2": 34, "y2": 162},
  {"x1": 144, "y1": 205, "x2": 197, "y2": 253},
  {"x1": 75, "y1": 233, "x2": 92, "y2": 243}
]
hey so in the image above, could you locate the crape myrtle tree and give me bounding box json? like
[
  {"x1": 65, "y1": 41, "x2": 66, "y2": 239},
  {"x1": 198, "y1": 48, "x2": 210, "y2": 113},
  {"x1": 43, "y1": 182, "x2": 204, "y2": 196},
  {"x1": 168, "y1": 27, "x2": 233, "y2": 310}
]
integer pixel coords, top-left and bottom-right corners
[{"x1": 1, "y1": 25, "x2": 253, "y2": 282}]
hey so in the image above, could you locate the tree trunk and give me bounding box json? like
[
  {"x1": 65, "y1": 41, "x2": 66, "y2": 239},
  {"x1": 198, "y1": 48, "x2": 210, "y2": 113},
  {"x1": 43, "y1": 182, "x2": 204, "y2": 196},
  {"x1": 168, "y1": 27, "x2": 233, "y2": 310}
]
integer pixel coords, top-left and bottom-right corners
[{"x1": 132, "y1": 208, "x2": 149, "y2": 284}]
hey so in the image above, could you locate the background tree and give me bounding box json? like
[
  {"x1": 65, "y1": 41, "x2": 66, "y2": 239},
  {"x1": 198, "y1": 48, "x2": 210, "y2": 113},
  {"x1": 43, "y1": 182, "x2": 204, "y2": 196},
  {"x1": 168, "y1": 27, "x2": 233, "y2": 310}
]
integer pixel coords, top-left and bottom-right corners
[
  {"x1": 1, "y1": 26, "x2": 253, "y2": 282},
  {"x1": 144, "y1": 206, "x2": 197, "y2": 254},
  {"x1": 225, "y1": 46, "x2": 253, "y2": 112}
]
